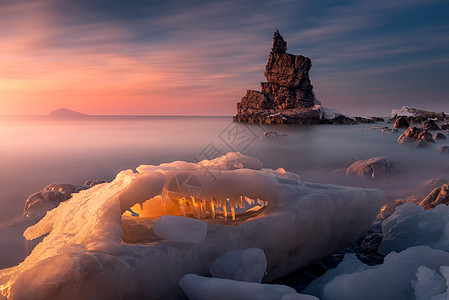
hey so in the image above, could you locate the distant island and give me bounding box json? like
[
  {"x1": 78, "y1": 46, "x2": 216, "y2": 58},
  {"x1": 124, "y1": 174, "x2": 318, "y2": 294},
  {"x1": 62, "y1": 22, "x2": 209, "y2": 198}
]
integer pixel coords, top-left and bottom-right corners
[{"x1": 48, "y1": 108, "x2": 88, "y2": 117}]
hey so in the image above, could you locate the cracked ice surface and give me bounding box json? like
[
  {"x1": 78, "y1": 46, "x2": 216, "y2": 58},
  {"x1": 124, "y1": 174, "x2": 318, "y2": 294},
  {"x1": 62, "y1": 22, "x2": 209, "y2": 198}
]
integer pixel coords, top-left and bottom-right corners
[{"x1": 0, "y1": 153, "x2": 382, "y2": 300}]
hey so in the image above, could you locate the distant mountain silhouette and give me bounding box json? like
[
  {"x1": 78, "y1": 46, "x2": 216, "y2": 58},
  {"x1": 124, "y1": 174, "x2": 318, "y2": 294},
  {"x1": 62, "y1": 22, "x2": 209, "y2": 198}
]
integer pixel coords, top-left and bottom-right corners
[{"x1": 48, "y1": 108, "x2": 88, "y2": 116}]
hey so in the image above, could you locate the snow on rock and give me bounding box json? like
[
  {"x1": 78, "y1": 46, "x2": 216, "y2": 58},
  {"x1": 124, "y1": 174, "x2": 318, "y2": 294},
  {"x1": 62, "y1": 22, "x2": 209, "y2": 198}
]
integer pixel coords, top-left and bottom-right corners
[
  {"x1": 178, "y1": 274, "x2": 318, "y2": 300},
  {"x1": 391, "y1": 106, "x2": 416, "y2": 118},
  {"x1": 346, "y1": 157, "x2": 399, "y2": 179},
  {"x1": 209, "y1": 248, "x2": 267, "y2": 283},
  {"x1": 307, "y1": 246, "x2": 449, "y2": 300},
  {"x1": 153, "y1": 215, "x2": 207, "y2": 244},
  {"x1": 0, "y1": 153, "x2": 383, "y2": 300},
  {"x1": 378, "y1": 202, "x2": 449, "y2": 255}
]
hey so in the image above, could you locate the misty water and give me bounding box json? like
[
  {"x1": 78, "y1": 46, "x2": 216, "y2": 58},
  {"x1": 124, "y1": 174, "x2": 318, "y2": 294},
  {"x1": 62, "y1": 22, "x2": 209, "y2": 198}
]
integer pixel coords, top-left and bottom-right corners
[{"x1": 1, "y1": 115, "x2": 449, "y2": 268}]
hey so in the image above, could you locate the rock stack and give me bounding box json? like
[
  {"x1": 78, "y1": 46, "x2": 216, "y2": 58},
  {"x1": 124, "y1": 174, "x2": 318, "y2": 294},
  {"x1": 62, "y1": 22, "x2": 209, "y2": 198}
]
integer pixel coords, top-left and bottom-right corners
[{"x1": 234, "y1": 30, "x2": 322, "y2": 124}]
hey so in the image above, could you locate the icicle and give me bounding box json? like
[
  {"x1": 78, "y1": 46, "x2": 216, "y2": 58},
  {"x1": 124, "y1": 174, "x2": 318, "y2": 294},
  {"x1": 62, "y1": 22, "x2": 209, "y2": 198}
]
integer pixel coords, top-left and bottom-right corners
[
  {"x1": 161, "y1": 191, "x2": 166, "y2": 207},
  {"x1": 223, "y1": 202, "x2": 228, "y2": 221},
  {"x1": 139, "y1": 202, "x2": 144, "y2": 210},
  {"x1": 230, "y1": 205, "x2": 235, "y2": 221},
  {"x1": 209, "y1": 201, "x2": 215, "y2": 219}
]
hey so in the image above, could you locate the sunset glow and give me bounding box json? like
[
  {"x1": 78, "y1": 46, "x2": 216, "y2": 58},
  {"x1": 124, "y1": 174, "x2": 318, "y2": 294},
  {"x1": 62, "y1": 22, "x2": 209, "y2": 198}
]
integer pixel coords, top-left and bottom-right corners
[{"x1": 1, "y1": 0, "x2": 448, "y2": 116}]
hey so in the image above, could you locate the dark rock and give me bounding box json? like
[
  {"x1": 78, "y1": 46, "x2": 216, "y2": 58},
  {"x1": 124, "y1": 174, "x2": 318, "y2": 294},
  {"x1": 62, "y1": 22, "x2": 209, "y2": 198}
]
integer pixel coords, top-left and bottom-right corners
[
  {"x1": 272, "y1": 29, "x2": 287, "y2": 54},
  {"x1": 234, "y1": 30, "x2": 351, "y2": 125},
  {"x1": 433, "y1": 133, "x2": 447, "y2": 140},
  {"x1": 346, "y1": 157, "x2": 399, "y2": 179},
  {"x1": 397, "y1": 126, "x2": 435, "y2": 145},
  {"x1": 371, "y1": 117, "x2": 385, "y2": 122},
  {"x1": 324, "y1": 115, "x2": 357, "y2": 125},
  {"x1": 421, "y1": 119, "x2": 440, "y2": 131},
  {"x1": 393, "y1": 116, "x2": 410, "y2": 129},
  {"x1": 355, "y1": 117, "x2": 375, "y2": 124},
  {"x1": 441, "y1": 123, "x2": 449, "y2": 130}
]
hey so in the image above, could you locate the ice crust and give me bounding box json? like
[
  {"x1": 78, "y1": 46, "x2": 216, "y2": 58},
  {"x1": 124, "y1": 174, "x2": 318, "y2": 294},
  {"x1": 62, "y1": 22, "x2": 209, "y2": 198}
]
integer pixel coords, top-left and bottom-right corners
[
  {"x1": 209, "y1": 248, "x2": 267, "y2": 283},
  {"x1": 178, "y1": 274, "x2": 318, "y2": 300},
  {"x1": 305, "y1": 246, "x2": 449, "y2": 300},
  {"x1": 379, "y1": 202, "x2": 449, "y2": 255},
  {"x1": 0, "y1": 152, "x2": 383, "y2": 300},
  {"x1": 153, "y1": 215, "x2": 207, "y2": 244}
]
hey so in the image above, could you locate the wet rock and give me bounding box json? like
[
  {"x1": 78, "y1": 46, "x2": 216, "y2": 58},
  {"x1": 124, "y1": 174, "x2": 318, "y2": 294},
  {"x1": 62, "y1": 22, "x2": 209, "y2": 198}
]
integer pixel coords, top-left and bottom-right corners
[
  {"x1": 393, "y1": 116, "x2": 410, "y2": 129},
  {"x1": 390, "y1": 106, "x2": 446, "y2": 123},
  {"x1": 371, "y1": 117, "x2": 385, "y2": 122},
  {"x1": 381, "y1": 127, "x2": 398, "y2": 133},
  {"x1": 419, "y1": 184, "x2": 449, "y2": 208},
  {"x1": 354, "y1": 117, "x2": 375, "y2": 124},
  {"x1": 263, "y1": 131, "x2": 287, "y2": 138},
  {"x1": 414, "y1": 140, "x2": 431, "y2": 149},
  {"x1": 346, "y1": 157, "x2": 399, "y2": 179},
  {"x1": 433, "y1": 132, "x2": 446, "y2": 140},
  {"x1": 441, "y1": 123, "x2": 449, "y2": 130},
  {"x1": 420, "y1": 119, "x2": 440, "y2": 131}
]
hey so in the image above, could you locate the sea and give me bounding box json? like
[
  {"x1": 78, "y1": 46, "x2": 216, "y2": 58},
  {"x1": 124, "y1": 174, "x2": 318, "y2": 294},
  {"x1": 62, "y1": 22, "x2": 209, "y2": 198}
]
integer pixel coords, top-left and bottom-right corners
[{"x1": 1, "y1": 115, "x2": 448, "y2": 226}]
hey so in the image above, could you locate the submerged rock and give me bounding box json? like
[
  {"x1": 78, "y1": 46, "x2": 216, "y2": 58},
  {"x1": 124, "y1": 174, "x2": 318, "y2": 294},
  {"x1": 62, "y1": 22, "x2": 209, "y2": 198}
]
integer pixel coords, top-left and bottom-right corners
[
  {"x1": 234, "y1": 31, "x2": 351, "y2": 125},
  {"x1": 439, "y1": 146, "x2": 449, "y2": 154},
  {"x1": 346, "y1": 157, "x2": 399, "y2": 179}
]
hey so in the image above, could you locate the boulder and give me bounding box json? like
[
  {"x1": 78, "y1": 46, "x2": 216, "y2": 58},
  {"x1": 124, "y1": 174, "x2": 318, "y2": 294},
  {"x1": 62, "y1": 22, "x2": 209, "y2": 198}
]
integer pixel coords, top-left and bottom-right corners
[
  {"x1": 346, "y1": 157, "x2": 399, "y2": 179},
  {"x1": 420, "y1": 119, "x2": 440, "y2": 131},
  {"x1": 439, "y1": 146, "x2": 449, "y2": 154},
  {"x1": 419, "y1": 184, "x2": 449, "y2": 208},
  {"x1": 393, "y1": 116, "x2": 410, "y2": 129},
  {"x1": 397, "y1": 126, "x2": 435, "y2": 145},
  {"x1": 433, "y1": 132, "x2": 446, "y2": 140}
]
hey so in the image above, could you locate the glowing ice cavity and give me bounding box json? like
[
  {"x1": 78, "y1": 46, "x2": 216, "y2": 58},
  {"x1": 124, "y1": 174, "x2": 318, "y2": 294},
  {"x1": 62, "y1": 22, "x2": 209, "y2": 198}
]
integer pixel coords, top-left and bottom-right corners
[{"x1": 0, "y1": 152, "x2": 383, "y2": 300}]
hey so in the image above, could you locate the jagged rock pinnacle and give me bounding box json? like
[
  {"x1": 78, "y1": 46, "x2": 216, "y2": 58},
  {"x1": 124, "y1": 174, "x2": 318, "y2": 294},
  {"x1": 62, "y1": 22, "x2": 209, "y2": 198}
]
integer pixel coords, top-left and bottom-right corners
[{"x1": 272, "y1": 29, "x2": 287, "y2": 54}]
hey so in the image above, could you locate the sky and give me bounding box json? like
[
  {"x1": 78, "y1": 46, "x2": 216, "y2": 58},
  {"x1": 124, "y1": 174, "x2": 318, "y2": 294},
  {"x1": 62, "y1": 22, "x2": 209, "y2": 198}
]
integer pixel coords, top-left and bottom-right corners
[{"x1": 0, "y1": 0, "x2": 448, "y2": 116}]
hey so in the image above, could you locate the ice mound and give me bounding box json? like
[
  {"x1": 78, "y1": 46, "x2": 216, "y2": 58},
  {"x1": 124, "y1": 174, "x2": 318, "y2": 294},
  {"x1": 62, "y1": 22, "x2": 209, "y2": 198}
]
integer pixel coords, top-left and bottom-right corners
[
  {"x1": 0, "y1": 153, "x2": 383, "y2": 299},
  {"x1": 209, "y1": 248, "x2": 267, "y2": 283},
  {"x1": 305, "y1": 246, "x2": 449, "y2": 300},
  {"x1": 153, "y1": 215, "x2": 207, "y2": 244},
  {"x1": 178, "y1": 274, "x2": 318, "y2": 300},
  {"x1": 412, "y1": 266, "x2": 448, "y2": 300},
  {"x1": 379, "y1": 202, "x2": 449, "y2": 255}
]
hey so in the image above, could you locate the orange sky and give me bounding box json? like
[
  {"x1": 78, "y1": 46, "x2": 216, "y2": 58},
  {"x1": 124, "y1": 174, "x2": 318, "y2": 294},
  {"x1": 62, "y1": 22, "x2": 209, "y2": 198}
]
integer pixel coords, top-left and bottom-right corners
[{"x1": 1, "y1": 0, "x2": 448, "y2": 116}]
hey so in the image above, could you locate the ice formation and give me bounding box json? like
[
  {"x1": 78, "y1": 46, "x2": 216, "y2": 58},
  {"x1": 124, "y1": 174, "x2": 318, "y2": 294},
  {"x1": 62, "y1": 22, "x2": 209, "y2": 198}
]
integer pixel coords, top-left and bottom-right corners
[
  {"x1": 153, "y1": 215, "x2": 207, "y2": 244},
  {"x1": 209, "y1": 248, "x2": 267, "y2": 283},
  {"x1": 0, "y1": 152, "x2": 382, "y2": 299},
  {"x1": 178, "y1": 274, "x2": 318, "y2": 300},
  {"x1": 305, "y1": 246, "x2": 449, "y2": 300},
  {"x1": 379, "y1": 202, "x2": 449, "y2": 255}
]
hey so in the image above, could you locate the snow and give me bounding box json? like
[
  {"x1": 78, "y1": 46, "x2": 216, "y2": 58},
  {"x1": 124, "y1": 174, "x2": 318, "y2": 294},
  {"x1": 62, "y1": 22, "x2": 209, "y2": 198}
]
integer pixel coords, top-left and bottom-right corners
[
  {"x1": 379, "y1": 202, "x2": 449, "y2": 255},
  {"x1": 304, "y1": 246, "x2": 449, "y2": 300},
  {"x1": 209, "y1": 248, "x2": 267, "y2": 283},
  {"x1": 153, "y1": 215, "x2": 207, "y2": 244},
  {"x1": 178, "y1": 274, "x2": 318, "y2": 300},
  {"x1": 391, "y1": 106, "x2": 415, "y2": 118},
  {"x1": 0, "y1": 153, "x2": 383, "y2": 299},
  {"x1": 312, "y1": 104, "x2": 344, "y2": 120}
]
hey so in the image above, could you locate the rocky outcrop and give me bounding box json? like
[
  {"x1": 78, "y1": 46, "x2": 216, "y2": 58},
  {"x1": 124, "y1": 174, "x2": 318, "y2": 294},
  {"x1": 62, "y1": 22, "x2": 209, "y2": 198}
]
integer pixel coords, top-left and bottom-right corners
[
  {"x1": 346, "y1": 157, "x2": 399, "y2": 179},
  {"x1": 397, "y1": 126, "x2": 435, "y2": 147},
  {"x1": 421, "y1": 119, "x2": 440, "y2": 131},
  {"x1": 434, "y1": 133, "x2": 446, "y2": 140},
  {"x1": 390, "y1": 106, "x2": 447, "y2": 124},
  {"x1": 393, "y1": 116, "x2": 409, "y2": 129},
  {"x1": 419, "y1": 184, "x2": 449, "y2": 208},
  {"x1": 234, "y1": 30, "x2": 353, "y2": 125}
]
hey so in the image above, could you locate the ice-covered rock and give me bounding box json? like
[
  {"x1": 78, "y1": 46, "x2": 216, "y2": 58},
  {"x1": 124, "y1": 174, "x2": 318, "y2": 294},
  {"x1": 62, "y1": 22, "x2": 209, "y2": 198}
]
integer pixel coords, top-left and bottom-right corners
[
  {"x1": 306, "y1": 246, "x2": 449, "y2": 300},
  {"x1": 209, "y1": 248, "x2": 267, "y2": 283},
  {"x1": 346, "y1": 157, "x2": 399, "y2": 179},
  {"x1": 153, "y1": 215, "x2": 207, "y2": 244},
  {"x1": 0, "y1": 153, "x2": 383, "y2": 299},
  {"x1": 390, "y1": 106, "x2": 446, "y2": 123},
  {"x1": 178, "y1": 274, "x2": 318, "y2": 300},
  {"x1": 379, "y1": 202, "x2": 449, "y2": 255}
]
